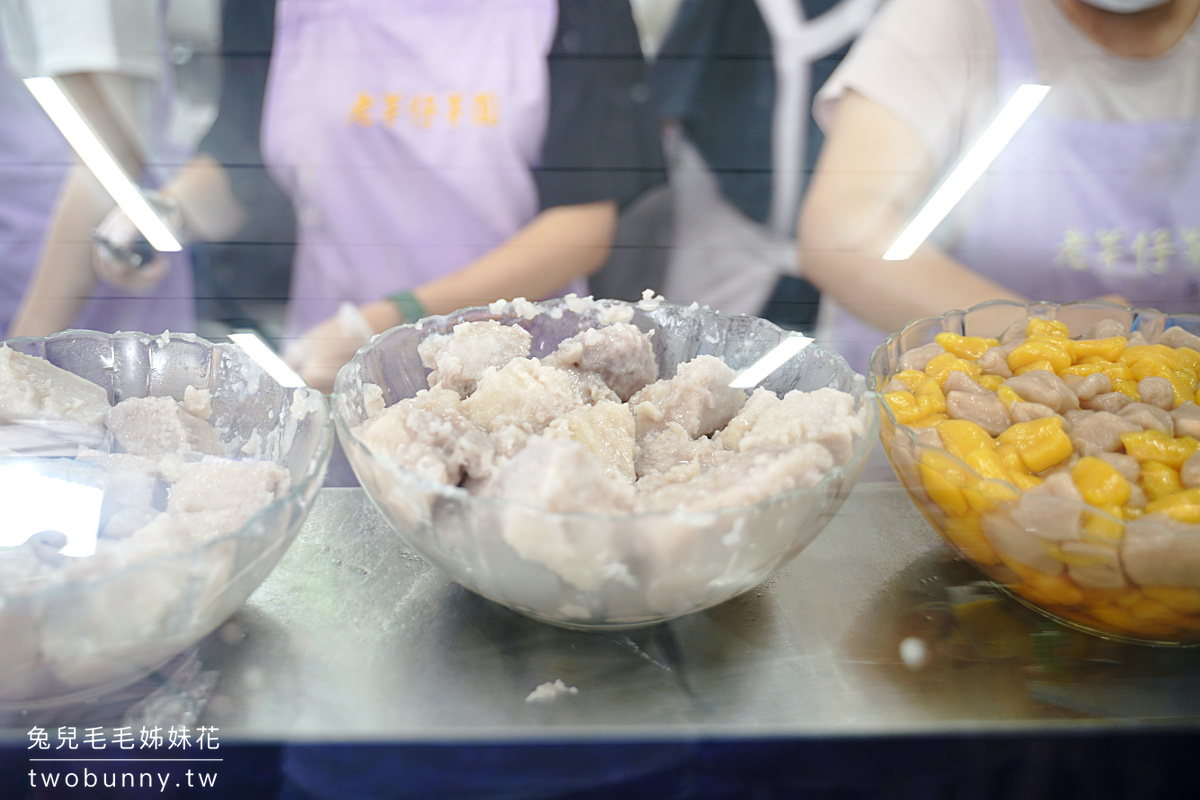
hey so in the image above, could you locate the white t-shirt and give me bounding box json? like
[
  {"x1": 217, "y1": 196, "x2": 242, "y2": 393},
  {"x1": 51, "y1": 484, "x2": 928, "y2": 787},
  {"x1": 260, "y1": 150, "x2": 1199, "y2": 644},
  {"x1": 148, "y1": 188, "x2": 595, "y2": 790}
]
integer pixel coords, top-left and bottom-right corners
[
  {"x1": 815, "y1": 0, "x2": 1200, "y2": 176},
  {"x1": 0, "y1": 0, "x2": 221, "y2": 158},
  {"x1": 0, "y1": 0, "x2": 162, "y2": 80}
]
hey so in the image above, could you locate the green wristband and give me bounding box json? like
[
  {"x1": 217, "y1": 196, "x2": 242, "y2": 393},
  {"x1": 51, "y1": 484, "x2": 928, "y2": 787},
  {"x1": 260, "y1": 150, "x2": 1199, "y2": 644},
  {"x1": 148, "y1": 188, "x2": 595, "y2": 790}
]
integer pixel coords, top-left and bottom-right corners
[{"x1": 388, "y1": 291, "x2": 426, "y2": 323}]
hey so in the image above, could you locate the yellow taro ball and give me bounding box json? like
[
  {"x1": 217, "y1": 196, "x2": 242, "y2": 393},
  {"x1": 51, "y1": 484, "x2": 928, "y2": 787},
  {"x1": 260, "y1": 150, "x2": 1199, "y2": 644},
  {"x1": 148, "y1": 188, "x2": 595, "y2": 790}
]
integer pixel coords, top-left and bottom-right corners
[
  {"x1": 1005, "y1": 558, "x2": 1085, "y2": 607},
  {"x1": 1144, "y1": 488, "x2": 1200, "y2": 524},
  {"x1": 1071, "y1": 456, "x2": 1132, "y2": 508},
  {"x1": 1068, "y1": 336, "x2": 1125, "y2": 363},
  {"x1": 1014, "y1": 359, "x2": 1057, "y2": 376},
  {"x1": 918, "y1": 450, "x2": 973, "y2": 517},
  {"x1": 943, "y1": 515, "x2": 999, "y2": 565},
  {"x1": 934, "y1": 332, "x2": 999, "y2": 360},
  {"x1": 1139, "y1": 460, "x2": 1182, "y2": 503},
  {"x1": 935, "y1": 419, "x2": 994, "y2": 461},
  {"x1": 1025, "y1": 318, "x2": 1071, "y2": 338},
  {"x1": 1007, "y1": 340, "x2": 1072, "y2": 373},
  {"x1": 1143, "y1": 586, "x2": 1200, "y2": 615},
  {"x1": 997, "y1": 417, "x2": 1073, "y2": 474},
  {"x1": 1082, "y1": 506, "x2": 1125, "y2": 543},
  {"x1": 890, "y1": 369, "x2": 933, "y2": 392},
  {"x1": 978, "y1": 374, "x2": 1004, "y2": 391},
  {"x1": 924, "y1": 351, "x2": 982, "y2": 384},
  {"x1": 997, "y1": 385, "x2": 1022, "y2": 407},
  {"x1": 1120, "y1": 431, "x2": 1200, "y2": 468},
  {"x1": 883, "y1": 391, "x2": 923, "y2": 426},
  {"x1": 995, "y1": 444, "x2": 1043, "y2": 490}
]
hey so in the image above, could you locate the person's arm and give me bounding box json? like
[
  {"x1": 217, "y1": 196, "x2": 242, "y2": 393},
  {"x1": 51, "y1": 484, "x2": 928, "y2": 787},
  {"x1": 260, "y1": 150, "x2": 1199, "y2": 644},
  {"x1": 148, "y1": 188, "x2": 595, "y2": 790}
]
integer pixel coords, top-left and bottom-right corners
[
  {"x1": 8, "y1": 72, "x2": 157, "y2": 337},
  {"x1": 798, "y1": 89, "x2": 1027, "y2": 337},
  {"x1": 289, "y1": 200, "x2": 617, "y2": 392}
]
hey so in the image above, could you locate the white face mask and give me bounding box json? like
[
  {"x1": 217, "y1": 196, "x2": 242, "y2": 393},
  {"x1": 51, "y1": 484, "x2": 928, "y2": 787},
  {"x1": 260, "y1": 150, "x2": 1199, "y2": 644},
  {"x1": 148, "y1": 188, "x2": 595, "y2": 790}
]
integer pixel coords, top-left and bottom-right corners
[{"x1": 1079, "y1": 0, "x2": 1172, "y2": 12}]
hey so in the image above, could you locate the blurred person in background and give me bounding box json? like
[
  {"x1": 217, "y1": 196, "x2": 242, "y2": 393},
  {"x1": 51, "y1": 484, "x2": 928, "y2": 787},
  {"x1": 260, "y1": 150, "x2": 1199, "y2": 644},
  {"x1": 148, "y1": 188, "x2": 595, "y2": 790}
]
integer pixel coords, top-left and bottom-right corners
[
  {"x1": 799, "y1": 0, "x2": 1200, "y2": 374},
  {"x1": 1, "y1": 0, "x2": 221, "y2": 337},
  {"x1": 82, "y1": 0, "x2": 666, "y2": 395},
  {"x1": 596, "y1": 0, "x2": 877, "y2": 329}
]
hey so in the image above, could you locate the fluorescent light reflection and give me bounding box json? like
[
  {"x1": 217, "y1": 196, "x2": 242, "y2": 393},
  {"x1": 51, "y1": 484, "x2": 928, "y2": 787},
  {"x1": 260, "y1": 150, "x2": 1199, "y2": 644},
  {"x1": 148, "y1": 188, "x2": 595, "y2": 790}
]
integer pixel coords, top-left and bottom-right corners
[
  {"x1": 729, "y1": 334, "x2": 814, "y2": 389},
  {"x1": 23, "y1": 77, "x2": 182, "y2": 253},
  {"x1": 229, "y1": 332, "x2": 307, "y2": 389},
  {"x1": 883, "y1": 84, "x2": 1050, "y2": 261},
  {"x1": 0, "y1": 463, "x2": 103, "y2": 558}
]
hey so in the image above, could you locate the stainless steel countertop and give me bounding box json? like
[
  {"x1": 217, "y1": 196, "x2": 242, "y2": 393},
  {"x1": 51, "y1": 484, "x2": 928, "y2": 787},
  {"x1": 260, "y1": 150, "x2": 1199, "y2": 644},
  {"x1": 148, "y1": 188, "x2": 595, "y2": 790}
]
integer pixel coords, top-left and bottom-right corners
[
  {"x1": 180, "y1": 483, "x2": 1200, "y2": 742},
  {"x1": 5, "y1": 483, "x2": 1199, "y2": 744}
]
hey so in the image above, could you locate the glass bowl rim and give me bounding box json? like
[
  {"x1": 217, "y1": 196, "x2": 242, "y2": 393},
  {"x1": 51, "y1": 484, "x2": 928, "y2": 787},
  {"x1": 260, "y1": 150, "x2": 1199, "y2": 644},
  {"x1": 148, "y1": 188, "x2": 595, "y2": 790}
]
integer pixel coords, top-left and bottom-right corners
[
  {"x1": 0, "y1": 328, "x2": 335, "y2": 598},
  {"x1": 332, "y1": 296, "x2": 880, "y2": 523}
]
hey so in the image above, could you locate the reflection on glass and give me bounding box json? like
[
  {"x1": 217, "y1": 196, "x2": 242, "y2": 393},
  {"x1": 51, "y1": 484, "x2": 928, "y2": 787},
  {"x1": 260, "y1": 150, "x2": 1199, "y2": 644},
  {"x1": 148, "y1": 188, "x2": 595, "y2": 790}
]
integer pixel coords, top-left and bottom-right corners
[
  {"x1": 728, "y1": 333, "x2": 814, "y2": 389},
  {"x1": 0, "y1": 462, "x2": 103, "y2": 557},
  {"x1": 883, "y1": 84, "x2": 1051, "y2": 262},
  {"x1": 22, "y1": 77, "x2": 183, "y2": 253}
]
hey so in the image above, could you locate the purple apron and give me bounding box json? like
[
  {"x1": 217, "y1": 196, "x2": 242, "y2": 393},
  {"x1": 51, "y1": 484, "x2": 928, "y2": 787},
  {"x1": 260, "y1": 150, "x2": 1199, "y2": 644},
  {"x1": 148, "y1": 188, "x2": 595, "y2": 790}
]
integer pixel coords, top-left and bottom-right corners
[
  {"x1": 828, "y1": 0, "x2": 1200, "y2": 374},
  {"x1": 0, "y1": 41, "x2": 195, "y2": 336},
  {"x1": 263, "y1": 0, "x2": 572, "y2": 336}
]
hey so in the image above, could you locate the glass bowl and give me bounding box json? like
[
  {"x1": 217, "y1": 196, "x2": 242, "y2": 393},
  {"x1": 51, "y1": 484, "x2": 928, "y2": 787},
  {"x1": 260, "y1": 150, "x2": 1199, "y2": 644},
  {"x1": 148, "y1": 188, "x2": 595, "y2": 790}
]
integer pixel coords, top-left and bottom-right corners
[
  {"x1": 0, "y1": 330, "x2": 333, "y2": 707},
  {"x1": 333, "y1": 297, "x2": 877, "y2": 630},
  {"x1": 872, "y1": 300, "x2": 1200, "y2": 646}
]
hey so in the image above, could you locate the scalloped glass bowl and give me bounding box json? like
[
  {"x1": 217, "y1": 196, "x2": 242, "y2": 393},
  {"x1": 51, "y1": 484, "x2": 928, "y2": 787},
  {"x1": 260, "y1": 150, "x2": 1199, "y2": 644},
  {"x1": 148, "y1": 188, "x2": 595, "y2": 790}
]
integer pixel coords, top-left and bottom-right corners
[
  {"x1": 333, "y1": 297, "x2": 878, "y2": 630},
  {"x1": 872, "y1": 300, "x2": 1200, "y2": 646},
  {"x1": 0, "y1": 331, "x2": 333, "y2": 707}
]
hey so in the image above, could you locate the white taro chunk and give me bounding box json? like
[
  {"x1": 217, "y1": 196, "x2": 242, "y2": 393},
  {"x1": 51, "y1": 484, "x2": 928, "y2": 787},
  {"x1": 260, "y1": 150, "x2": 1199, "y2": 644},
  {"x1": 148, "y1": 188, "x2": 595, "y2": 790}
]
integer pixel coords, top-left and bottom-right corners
[
  {"x1": 354, "y1": 387, "x2": 494, "y2": 485},
  {"x1": 463, "y1": 359, "x2": 589, "y2": 434},
  {"x1": 490, "y1": 440, "x2": 636, "y2": 592},
  {"x1": 1082, "y1": 319, "x2": 1129, "y2": 340},
  {"x1": 981, "y1": 512, "x2": 1065, "y2": 576},
  {"x1": 0, "y1": 606, "x2": 43, "y2": 701},
  {"x1": 1069, "y1": 372, "x2": 1112, "y2": 402},
  {"x1": 0, "y1": 346, "x2": 110, "y2": 437},
  {"x1": 1122, "y1": 517, "x2": 1200, "y2": 589},
  {"x1": 1181, "y1": 452, "x2": 1200, "y2": 489},
  {"x1": 945, "y1": 390, "x2": 1009, "y2": 436},
  {"x1": 719, "y1": 387, "x2": 862, "y2": 466},
  {"x1": 895, "y1": 342, "x2": 945, "y2": 372},
  {"x1": 162, "y1": 455, "x2": 291, "y2": 535},
  {"x1": 1097, "y1": 452, "x2": 1141, "y2": 485},
  {"x1": 1082, "y1": 391, "x2": 1132, "y2": 413},
  {"x1": 1007, "y1": 401, "x2": 1060, "y2": 425},
  {"x1": 1002, "y1": 370, "x2": 1079, "y2": 414},
  {"x1": 639, "y1": 443, "x2": 835, "y2": 513},
  {"x1": 1117, "y1": 402, "x2": 1173, "y2": 435},
  {"x1": 977, "y1": 345, "x2": 1015, "y2": 378},
  {"x1": 1063, "y1": 542, "x2": 1126, "y2": 590},
  {"x1": 1156, "y1": 326, "x2": 1200, "y2": 352},
  {"x1": 417, "y1": 320, "x2": 533, "y2": 397},
  {"x1": 630, "y1": 355, "x2": 747, "y2": 439},
  {"x1": 1171, "y1": 402, "x2": 1200, "y2": 439},
  {"x1": 718, "y1": 388, "x2": 781, "y2": 450},
  {"x1": 1008, "y1": 473, "x2": 1083, "y2": 543},
  {"x1": 181, "y1": 385, "x2": 213, "y2": 420},
  {"x1": 640, "y1": 422, "x2": 732, "y2": 484},
  {"x1": 542, "y1": 399, "x2": 637, "y2": 482},
  {"x1": 1136, "y1": 377, "x2": 1176, "y2": 411},
  {"x1": 1075, "y1": 412, "x2": 1137, "y2": 455},
  {"x1": 39, "y1": 522, "x2": 190, "y2": 689},
  {"x1": 105, "y1": 395, "x2": 225, "y2": 458},
  {"x1": 543, "y1": 322, "x2": 658, "y2": 402},
  {"x1": 485, "y1": 437, "x2": 635, "y2": 515},
  {"x1": 942, "y1": 370, "x2": 990, "y2": 395}
]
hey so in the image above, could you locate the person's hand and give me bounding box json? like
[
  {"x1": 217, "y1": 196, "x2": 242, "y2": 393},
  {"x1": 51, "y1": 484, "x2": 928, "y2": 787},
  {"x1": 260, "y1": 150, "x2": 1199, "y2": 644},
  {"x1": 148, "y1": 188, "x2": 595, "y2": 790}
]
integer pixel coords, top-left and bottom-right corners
[
  {"x1": 92, "y1": 194, "x2": 182, "y2": 290},
  {"x1": 283, "y1": 303, "x2": 374, "y2": 393}
]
